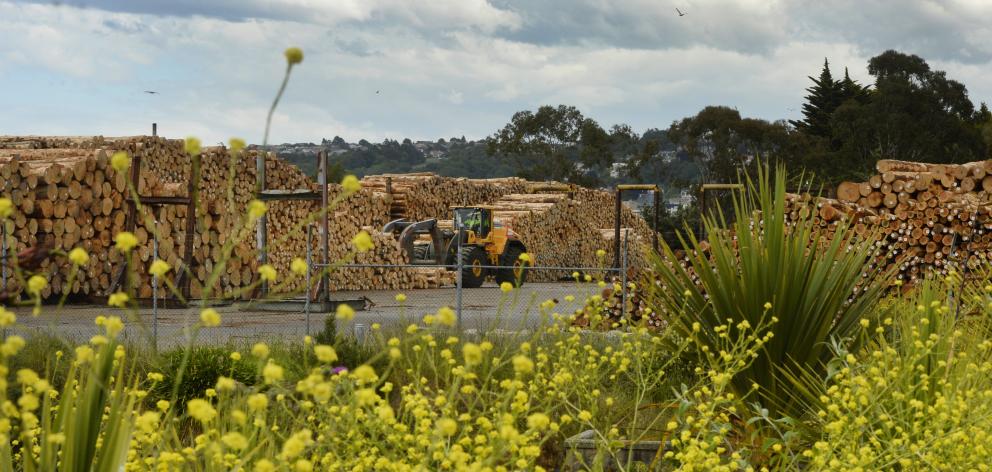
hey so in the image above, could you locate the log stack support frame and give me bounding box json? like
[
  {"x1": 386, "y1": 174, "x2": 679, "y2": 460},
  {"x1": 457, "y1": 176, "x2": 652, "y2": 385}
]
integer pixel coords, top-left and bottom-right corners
[
  {"x1": 613, "y1": 184, "x2": 660, "y2": 268},
  {"x1": 699, "y1": 183, "x2": 744, "y2": 241},
  {"x1": 106, "y1": 151, "x2": 200, "y2": 302},
  {"x1": 256, "y1": 150, "x2": 329, "y2": 302}
]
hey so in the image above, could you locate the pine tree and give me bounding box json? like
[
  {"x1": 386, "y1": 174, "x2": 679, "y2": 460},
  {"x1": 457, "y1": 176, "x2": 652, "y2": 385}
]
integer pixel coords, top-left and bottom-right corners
[
  {"x1": 839, "y1": 67, "x2": 870, "y2": 104},
  {"x1": 790, "y1": 59, "x2": 844, "y2": 137}
]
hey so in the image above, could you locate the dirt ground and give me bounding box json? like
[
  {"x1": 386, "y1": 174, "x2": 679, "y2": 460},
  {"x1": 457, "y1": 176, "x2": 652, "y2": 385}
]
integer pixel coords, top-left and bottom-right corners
[{"x1": 7, "y1": 281, "x2": 605, "y2": 348}]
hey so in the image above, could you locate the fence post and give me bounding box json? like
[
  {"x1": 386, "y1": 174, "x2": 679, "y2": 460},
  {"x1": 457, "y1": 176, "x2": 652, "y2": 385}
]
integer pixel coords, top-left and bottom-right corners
[
  {"x1": 152, "y1": 226, "x2": 159, "y2": 352},
  {"x1": 305, "y1": 224, "x2": 312, "y2": 336},
  {"x1": 1, "y1": 222, "x2": 7, "y2": 293},
  {"x1": 455, "y1": 224, "x2": 464, "y2": 330},
  {"x1": 620, "y1": 229, "x2": 629, "y2": 320}
]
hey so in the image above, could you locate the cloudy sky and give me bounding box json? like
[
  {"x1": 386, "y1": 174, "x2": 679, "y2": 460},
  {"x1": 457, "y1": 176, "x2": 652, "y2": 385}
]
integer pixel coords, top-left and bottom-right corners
[{"x1": 2, "y1": 0, "x2": 991, "y2": 144}]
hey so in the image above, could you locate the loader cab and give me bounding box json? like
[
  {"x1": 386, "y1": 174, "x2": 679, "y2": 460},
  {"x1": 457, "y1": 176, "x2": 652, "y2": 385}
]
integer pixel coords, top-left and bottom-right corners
[{"x1": 454, "y1": 207, "x2": 492, "y2": 239}]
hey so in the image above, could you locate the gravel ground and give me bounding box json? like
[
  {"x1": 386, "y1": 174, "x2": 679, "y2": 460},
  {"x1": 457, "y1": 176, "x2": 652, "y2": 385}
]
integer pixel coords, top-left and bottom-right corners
[{"x1": 7, "y1": 281, "x2": 604, "y2": 348}]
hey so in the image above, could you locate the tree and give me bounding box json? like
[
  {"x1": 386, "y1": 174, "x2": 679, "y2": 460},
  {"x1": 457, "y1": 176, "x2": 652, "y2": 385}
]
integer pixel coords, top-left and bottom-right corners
[
  {"x1": 791, "y1": 59, "x2": 844, "y2": 138},
  {"x1": 830, "y1": 50, "x2": 988, "y2": 168},
  {"x1": 486, "y1": 105, "x2": 633, "y2": 186}
]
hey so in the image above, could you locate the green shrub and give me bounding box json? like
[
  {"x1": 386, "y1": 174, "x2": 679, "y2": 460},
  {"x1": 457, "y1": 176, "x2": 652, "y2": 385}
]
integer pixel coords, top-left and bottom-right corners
[
  {"x1": 645, "y1": 164, "x2": 894, "y2": 419},
  {"x1": 152, "y1": 346, "x2": 256, "y2": 408}
]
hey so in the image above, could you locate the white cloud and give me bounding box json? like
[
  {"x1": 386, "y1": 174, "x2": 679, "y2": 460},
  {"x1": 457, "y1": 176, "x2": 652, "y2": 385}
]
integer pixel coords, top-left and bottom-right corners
[{"x1": 0, "y1": 0, "x2": 989, "y2": 145}]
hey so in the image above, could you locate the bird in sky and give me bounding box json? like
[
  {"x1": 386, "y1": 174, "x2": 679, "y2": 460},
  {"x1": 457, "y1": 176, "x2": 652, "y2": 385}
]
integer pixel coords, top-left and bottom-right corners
[
  {"x1": 376, "y1": 90, "x2": 380, "y2": 94},
  {"x1": 676, "y1": 7, "x2": 686, "y2": 16},
  {"x1": 144, "y1": 90, "x2": 158, "y2": 95}
]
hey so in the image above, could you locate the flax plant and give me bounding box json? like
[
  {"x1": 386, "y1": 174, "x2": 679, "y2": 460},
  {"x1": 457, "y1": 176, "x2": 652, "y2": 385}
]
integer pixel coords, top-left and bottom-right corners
[{"x1": 645, "y1": 164, "x2": 895, "y2": 419}]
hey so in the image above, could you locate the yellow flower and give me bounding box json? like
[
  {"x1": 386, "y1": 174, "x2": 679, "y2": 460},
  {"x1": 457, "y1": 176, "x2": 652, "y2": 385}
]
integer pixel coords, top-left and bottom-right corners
[
  {"x1": 216, "y1": 376, "x2": 236, "y2": 392},
  {"x1": 0, "y1": 308, "x2": 16, "y2": 327},
  {"x1": 578, "y1": 410, "x2": 592, "y2": 422},
  {"x1": 281, "y1": 429, "x2": 313, "y2": 459},
  {"x1": 352, "y1": 365, "x2": 378, "y2": 385},
  {"x1": 27, "y1": 275, "x2": 47, "y2": 296},
  {"x1": 136, "y1": 411, "x2": 160, "y2": 434},
  {"x1": 290, "y1": 258, "x2": 308, "y2": 276},
  {"x1": 230, "y1": 351, "x2": 242, "y2": 361},
  {"x1": 18, "y1": 394, "x2": 39, "y2": 411},
  {"x1": 156, "y1": 400, "x2": 170, "y2": 412},
  {"x1": 763, "y1": 302, "x2": 773, "y2": 310},
  {"x1": 229, "y1": 137, "x2": 246, "y2": 153},
  {"x1": 110, "y1": 151, "x2": 130, "y2": 172},
  {"x1": 108, "y1": 292, "x2": 129, "y2": 308},
  {"x1": 512, "y1": 355, "x2": 534, "y2": 375},
  {"x1": 314, "y1": 345, "x2": 338, "y2": 363},
  {"x1": 263, "y1": 362, "x2": 285, "y2": 384},
  {"x1": 436, "y1": 418, "x2": 458, "y2": 437},
  {"x1": 2, "y1": 336, "x2": 25, "y2": 356},
  {"x1": 395, "y1": 293, "x2": 407, "y2": 302},
  {"x1": 17, "y1": 369, "x2": 39, "y2": 386},
  {"x1": 518, "y1": 252, "x2": 531, "y2": 262},
  {"x1": 463, "y1": 342, "x2": 483, "y2": 367},
  {"x1": 73, "y1": 345, "x2": 93, "y2": 364},
  {"x1": 149, "y1": 259, "x2": 170, "y2": 277},
  {"x1": 336, "y1": 303, "x2": 355, "y2": 321},
  {"x1": 248, "y1": 200, "x2": 267, "y2": 220},
  {"x1": 500, "y1": 282, "x2": 513, "y2": 293},
  {"x1": 115, "y1": 232, "x2": 138, "y2": 252},
  {"x1": 0, "y1": 198, "x2": 12, "y2": 218},
  {"x1": 104, "y1": 316, "x2": 124, "y2": 337},
  {"x1": 596, "y1": 249, "x2": 606, "y2": 258},
  {"x1": 252, "y1": 343, "x2": 270, "y2": 359},
  {"x1": 284, "y1": 47, "x2": 304, "y2": 65},
  {"x1": 294, "y1": 459, "x2": 313, "y2": 472},
  {"x1": 527, "y1": 413, "x2": 550, "y2": 431},
  {"x1": 248, "y1": 393, "x2": 268, "y2": 412},
  {"x1": 254, "y1": 459, "x2": 276, "y2": 472},
  {"x1": 257, "y1": 264, "x2": 277, "y2": 282},
  {"x1": 222, "y1": 432, "x2": 249, "y2": 450},
  {"x1": 341, "y1": 175, "x2": 361, "y2": 194},
  {"x1": 859, "y1": 318, "x2": 870, "y2": 329},
  {"x1": 68, "y1": 247, "x2": 89, "y2": 266},
  {"x1": 187, "y1": 399, "x2": 216, "y2": 423},
  {"x1": 184, "y1": 137, "x2": 201, "y2": 156},
  {"x1": 200, "y1": 308, "x2": 221, "y2": 327},
  {"x1": 351, "y1": 230, "x2": 374, "y2": 252},
  {"x1": 436, "y1": 306, "x2": 456, "y2": 326}
]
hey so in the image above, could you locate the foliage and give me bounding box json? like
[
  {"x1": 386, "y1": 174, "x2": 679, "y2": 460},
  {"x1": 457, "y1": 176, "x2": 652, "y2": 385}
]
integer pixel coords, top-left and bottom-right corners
[
  {"x1": 790, "y1": 59, "x2": 869, "y2": 138},
  {"x1": 485, "y1": 105, "x2": 637, "y2": 186},
  {"x1": 153, "y1": 346, "x2": 257, "y2": 410},
  {"x1": 644, "y1": 164, "x2": 894, "y2": 419}
]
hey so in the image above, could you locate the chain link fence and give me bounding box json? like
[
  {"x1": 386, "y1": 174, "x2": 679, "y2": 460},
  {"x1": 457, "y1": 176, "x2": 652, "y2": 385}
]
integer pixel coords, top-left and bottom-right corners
[{"x1": 6, "y1": 227, "x2": 638, "y2": 349}]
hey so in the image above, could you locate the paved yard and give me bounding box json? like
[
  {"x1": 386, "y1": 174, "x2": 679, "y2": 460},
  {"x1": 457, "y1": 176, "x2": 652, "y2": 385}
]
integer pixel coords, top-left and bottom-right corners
[{"x1": 7, "y1": 282, "x2": 604, "y2": 348}]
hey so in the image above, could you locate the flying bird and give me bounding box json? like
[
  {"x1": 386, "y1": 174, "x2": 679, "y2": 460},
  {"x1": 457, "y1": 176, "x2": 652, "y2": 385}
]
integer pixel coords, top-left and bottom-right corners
[
  {"x1": 676, "y1": 7, "x2": 686, "y2": 16},
  {"x1": 144, "y1": 90, "x2": 159, "y2": 95},
  {"x1": 376, "y1": 90, "x2": 380, "y2": 94}
]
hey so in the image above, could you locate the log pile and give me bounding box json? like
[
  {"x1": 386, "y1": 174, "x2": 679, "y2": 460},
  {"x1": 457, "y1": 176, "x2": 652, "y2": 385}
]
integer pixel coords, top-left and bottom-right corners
[
  {"x1": 1, "y1": 136, "x2": 661, "y2": 299},
  {"x1": 361, "y1": 173, "x2": 528, "y2": 221},
  {"x1": 833, "y1": 159, "x2": 992, "y2": 282}
]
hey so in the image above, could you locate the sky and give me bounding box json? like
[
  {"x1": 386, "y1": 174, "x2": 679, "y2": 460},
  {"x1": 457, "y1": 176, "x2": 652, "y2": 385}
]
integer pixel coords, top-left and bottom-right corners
[{"x1": 1, "y1": 0, "x2": 991, "y2": 144}]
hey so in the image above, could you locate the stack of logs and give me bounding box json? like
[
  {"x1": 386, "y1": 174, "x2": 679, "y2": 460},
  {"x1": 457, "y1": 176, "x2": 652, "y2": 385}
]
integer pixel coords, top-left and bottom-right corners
[
  {"x1": 1, "y1": 135, "x2": 662, "y2": 299},
  {"x1": 835, "y1": 159, "x2": 992, "y2": 281},
  {"x1": 361, "y1": 173, "x2": 528, "y2": 221}
]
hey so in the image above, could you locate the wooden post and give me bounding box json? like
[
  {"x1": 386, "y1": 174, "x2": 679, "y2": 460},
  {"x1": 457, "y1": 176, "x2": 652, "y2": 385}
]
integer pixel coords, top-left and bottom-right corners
[{"x1": 319, "y1": 151, "x2": 330, "y2": 302}]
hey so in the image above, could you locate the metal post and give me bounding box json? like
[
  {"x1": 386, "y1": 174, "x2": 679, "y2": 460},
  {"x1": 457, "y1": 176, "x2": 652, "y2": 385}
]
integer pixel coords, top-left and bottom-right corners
[
  {"x1": 152, "y1": 123, "x2": 157, "y2": 137},
  {"x1": 256, "y1": 151, "x2": 268, "y2": 297},
  {"x1": 152, "y1": 227, "x2": 159, "y2": 351},
  {"x1": 613, "y1": 188, "x2": 622, "y2": 269},
  {"x1": 621, "y1": 228, "x2": 629, "y2": 320},
  {"x1": 698, "y1": 187, "x2": 706, "y2": 242},
  {"x1": 319, "y1": 151, "x2": 329, "y2": 302},
  {"x1": 652, "y1": 190, "x2": 660, "y2": 253},
  {"x1": 1, "y1": 222, "x2": 7, "y2": 292},
  {"x1": 455, "y1": 223, "x2": 464, "y2": 330},
  {"x1": 305, "y1": 224, "x2": 312, "y2": 336}
]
